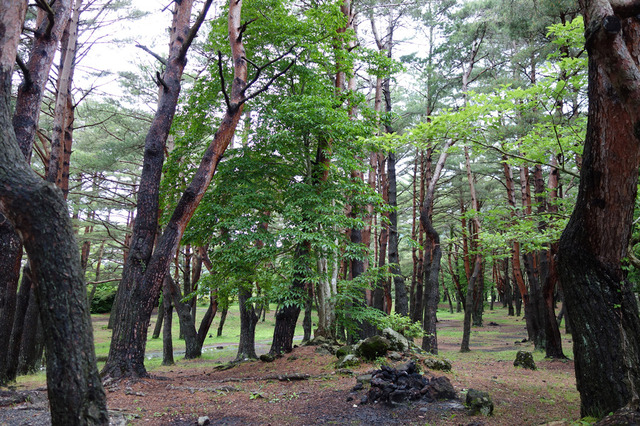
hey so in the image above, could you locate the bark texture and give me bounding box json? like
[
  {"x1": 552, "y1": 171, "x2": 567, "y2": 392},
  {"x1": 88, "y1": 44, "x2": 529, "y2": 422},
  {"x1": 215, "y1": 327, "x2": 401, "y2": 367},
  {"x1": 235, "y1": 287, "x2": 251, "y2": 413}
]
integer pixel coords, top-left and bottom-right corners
[
  {"x1": 0, "y1": 3, "x2": 107, "y2": 423},
  {"x1": 557, "y1": 0, "x2": 640, "y2": 417}
]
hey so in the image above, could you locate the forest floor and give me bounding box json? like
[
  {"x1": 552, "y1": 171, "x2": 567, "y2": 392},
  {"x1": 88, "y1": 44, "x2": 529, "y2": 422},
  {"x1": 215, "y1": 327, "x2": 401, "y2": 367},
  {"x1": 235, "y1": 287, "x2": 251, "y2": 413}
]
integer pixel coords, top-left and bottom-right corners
[{"x1": 1, "y1": 306, "x2": 585, "y2": 425}]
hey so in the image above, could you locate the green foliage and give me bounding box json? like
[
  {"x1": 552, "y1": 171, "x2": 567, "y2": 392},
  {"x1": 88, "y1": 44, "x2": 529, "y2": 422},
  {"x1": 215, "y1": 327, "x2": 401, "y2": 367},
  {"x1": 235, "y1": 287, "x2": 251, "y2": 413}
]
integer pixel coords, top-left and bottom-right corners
[
  {"x1": 90, "y1": 283, "x2": 117, "y2": 314},
  {"x1": 375, "y1": 312, "x2": 426, "y2": 339}
]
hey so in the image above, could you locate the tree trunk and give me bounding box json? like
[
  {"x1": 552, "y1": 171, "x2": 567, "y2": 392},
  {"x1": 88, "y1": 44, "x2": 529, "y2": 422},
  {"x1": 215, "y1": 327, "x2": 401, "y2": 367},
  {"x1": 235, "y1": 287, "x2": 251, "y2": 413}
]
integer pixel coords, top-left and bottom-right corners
[
  {"x1": 388, "y1": 150, "x2": 408, "y2": 316},
  {"x1": 236, "y1": 285, "x2": 259, "y2": 361},
  {"x1": 270, "y1": 243, "x2": 308, "y2": 354},
  {"x1": 197, "y1": 292, "x2": 218, "y2": 349},
  {"x1": 152, "y1": 300, "x2": 164, "y2": 339},
  {"x1": 0, "y1": 4, "x2": 108, "y2": 422},
  {"x1": 419, "y1": 139, "x2": 455, "y2": 354},
  {"x1": 460, "y1": 145, "x2": 483, "y2": 353},
  {"x1": 0, "y1": 224, "x2": 21, "y2": 383},
  {"x1": 217, "y1": 307, "x2": 228, "y2": 337},
  {"x1": 167, "y1": 275, "x2": 201, "y2": 359},
  {"x1": 162, "y1": 278, "x2": 174, "y2": 366},
  {"x1": 3, "y1": 266, "x2": 32, "y2": 383},
  {"x1": 557, "y1": 2, "x2": 640, "y2": 416},
  {"x1": 103, "y1": 0, "x2": 252, "y2": 380}
]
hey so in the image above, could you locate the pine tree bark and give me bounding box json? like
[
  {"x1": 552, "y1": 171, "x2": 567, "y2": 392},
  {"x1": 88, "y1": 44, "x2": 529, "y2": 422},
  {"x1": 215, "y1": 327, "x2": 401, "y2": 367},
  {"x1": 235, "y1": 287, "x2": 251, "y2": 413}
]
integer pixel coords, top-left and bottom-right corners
[
  {"x1": 557, "y1": 1, "x2": 640, "y2": 416},
  {"x1": 0, "y1": 4, "x2": 107, "y2": 422},
  {"x1": 419, "y1": 138, "x2": 455, "y2": 354},
  {"x1": 103, "y1": 0, "x2": 255, "y2": 379}
]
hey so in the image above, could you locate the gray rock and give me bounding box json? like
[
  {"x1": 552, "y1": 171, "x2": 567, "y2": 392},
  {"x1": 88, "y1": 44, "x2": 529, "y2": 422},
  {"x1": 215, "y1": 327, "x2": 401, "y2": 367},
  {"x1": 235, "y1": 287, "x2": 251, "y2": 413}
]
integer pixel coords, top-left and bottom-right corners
[
  {"x1": 336, "y1": 345, "x2": 354, "y2": 359},
  {"x1": 314, "y1": 346, "x2": 331, "y2": 355},
  {"x1": 259, "y1": 353, "x2": 275, "y2": 363},
  {"x1": 423, "y1": 356, "x2": 452, "y2": 372},
  {"x1": 381, "y1": 327, "x2": 411, "y2": 352},
  {"x1": 388, "y1": 351, "x2": 403, "y2": 361},
  {"x1": 426, "y1": 376, "x2": 456, "y2": 400},
  {"x1": 198, "y1": 416, "x2": 211, "y2": 426},
  {"x1": 356, "y1": 374, "x2": 372, "y2": 384},
  {"x1": 466, "y1": 388, "x2": 494, "y2": 416},
  {"x1": 336, "y1": 354, "x2": 360, "y2": 368},
  {"x1": 355, "y1": 335, "x2": 392, "y2": 360},
  {"x1": 513, "y1": 351, "x2": 536, "y2": 370}
]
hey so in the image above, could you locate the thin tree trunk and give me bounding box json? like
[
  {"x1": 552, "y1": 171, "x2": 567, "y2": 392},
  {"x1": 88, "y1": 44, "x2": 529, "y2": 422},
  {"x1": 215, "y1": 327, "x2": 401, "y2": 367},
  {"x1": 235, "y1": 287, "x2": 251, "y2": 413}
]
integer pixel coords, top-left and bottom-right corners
[
  {"x1": 152, "y1": 300, "x2": 165, "y2": 339},
  {"x1": 162, "y1": 277, "x2": 174, "y2": 366},
  {"x1": 419, "y1": 139, "x2": 455, "y2": 354},
  {"x1": 460, "y1": 145, "x2": 483, "y2": 353},
  {"x1": 236, "y1": 284, "x2": 259, "y2": 361},
  {"x1": 217, "y1": 307, "x2": 228, "y2": 337}
]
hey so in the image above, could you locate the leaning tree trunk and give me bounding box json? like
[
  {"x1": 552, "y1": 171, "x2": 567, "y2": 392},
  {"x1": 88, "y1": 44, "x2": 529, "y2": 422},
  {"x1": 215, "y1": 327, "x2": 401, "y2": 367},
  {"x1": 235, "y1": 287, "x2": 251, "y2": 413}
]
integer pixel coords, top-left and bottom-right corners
[
  {"x1": 0, "y1": 0, "x2": 73, "y2": 384},
  {"x1": 557, "y1": 1, "x2": 640, "y2": 417},
  {"x1": 103, "y1": 0, "x2": 259, "y2": 380},
  {"x1": 0, "y1": 3, "x2": 108, "y2": 423}
]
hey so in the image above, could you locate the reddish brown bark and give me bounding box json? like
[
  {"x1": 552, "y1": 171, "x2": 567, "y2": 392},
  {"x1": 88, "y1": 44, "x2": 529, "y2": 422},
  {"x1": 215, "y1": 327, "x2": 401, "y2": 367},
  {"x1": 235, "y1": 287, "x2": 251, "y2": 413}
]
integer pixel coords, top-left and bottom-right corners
[{"x1": 558, "y1": 1, "x2": 640, "y2": 416}]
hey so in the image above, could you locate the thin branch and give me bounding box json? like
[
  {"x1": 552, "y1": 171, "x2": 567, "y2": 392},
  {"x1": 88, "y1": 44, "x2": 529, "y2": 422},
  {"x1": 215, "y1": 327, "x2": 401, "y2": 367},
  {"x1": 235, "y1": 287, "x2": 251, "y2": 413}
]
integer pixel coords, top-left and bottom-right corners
[
  {"x1": 244, "y1": 46, "x2": 296, "y2": 92},
  {"x1": 156, "y1": 71, "x2": 169, "y2": 91},
  {"x1": 15, "y1": 54, "x2": 32, "y2": 87},
  {"x1": 241, "y1": 59, "x2": 296, "y2": 105},
  {"x1": 218, "y1": 51, "x2": 231, "y2": 109},
  {"x1": 136, "y1": 44, "x2": 167, "y2": 66},
  {"x1": 472, "y1": 137, "x2": 580, "y2": 178},
  {"x1": 87, "y1": 278, "x2": 121, "y2": 285},
  {"x1": 177, "y1": 0, "x2": 214, "y2": 61},
  {"x1": 237, "y1": 18, "x2": 257, "y2": 42}
]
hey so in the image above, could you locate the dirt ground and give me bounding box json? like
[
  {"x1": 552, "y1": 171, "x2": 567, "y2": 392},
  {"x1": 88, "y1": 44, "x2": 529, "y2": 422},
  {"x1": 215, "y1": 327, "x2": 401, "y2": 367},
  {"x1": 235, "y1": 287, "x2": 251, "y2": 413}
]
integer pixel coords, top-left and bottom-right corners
[{"x1": 0, "y1": 314, "x2": 581, "y2": 426}]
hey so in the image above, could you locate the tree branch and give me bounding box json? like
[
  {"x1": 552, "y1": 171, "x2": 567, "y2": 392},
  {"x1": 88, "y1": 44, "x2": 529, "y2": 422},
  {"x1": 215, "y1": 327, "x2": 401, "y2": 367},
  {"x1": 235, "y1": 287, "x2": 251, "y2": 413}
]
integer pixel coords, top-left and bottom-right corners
[
  {"x1": 244, "y1": 46, "x2": 296, "y2": 93},
  {"x1": 156, "y1": 71, "x2": 169, "y2": 91},
  {"x1": 136, "y1": 44, "x2": 167, "y2": 66},
  {"x1": 15, "y1": 54, "x2": 32, "y2": 87},
  {"x1": 34, "y1": 0, "x2": 55, "y2": 38},
  {"x1": 609, "y1": 0, "x2": 640, "y2": 18},
  {"x1": 218, "y1": 51, "x2": 231, "y2": 109},
  {"x1": 241, "y1": 59, "x2": 296, "y2": 105},
  {"x1": 177, "y1": 0, "x2": 214, "y2": 61}
]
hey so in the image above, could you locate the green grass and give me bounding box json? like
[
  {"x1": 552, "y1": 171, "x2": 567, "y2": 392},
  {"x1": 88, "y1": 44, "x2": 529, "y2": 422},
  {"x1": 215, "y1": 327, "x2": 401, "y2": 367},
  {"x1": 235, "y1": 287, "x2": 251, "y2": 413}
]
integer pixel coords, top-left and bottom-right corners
[{"x1": 93, "y1": 302, "x2": 316, "y2": 368}]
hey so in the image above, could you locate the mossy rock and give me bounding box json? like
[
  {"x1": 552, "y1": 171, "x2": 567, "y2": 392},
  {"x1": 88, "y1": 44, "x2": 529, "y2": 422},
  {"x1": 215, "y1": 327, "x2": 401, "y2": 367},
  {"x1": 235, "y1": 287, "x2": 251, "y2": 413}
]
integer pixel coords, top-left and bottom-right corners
[
  {"x1": 513, "y1": 351, "x2": 536, "y2": 370},
  {"x1": 336, "y1": 345, "x2": 354, "y2": 359},
  {"x1": 259, "y1": 353, "x2": 276, "y2": 363},
  {"x1": 336, "y1": 354, "x2": 360, "y2": 369},
  {"x1": 355, "y1": 335, "x2": 392, "y2": 360},
  {"x1": 466, "y1": 388, "x2": 494, "y2": 416},
  {"x1": 423, "y1": 355, "x2": 452, "y2": 372}
]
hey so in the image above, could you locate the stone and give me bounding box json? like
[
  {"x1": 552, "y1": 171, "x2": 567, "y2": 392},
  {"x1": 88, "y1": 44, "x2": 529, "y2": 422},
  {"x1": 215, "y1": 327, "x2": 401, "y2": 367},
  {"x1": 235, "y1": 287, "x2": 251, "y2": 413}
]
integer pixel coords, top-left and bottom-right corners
[
  {"x1": 388, "y1": 351, "x2": 403, "y2": 361},
  {"x1": 426, "y1": 376, "x2": 456, "y2": 400},
  {"x1": 198, "y1": 416, "x2": 211, "y2": 426},
  {"x1": 336, "y1": 345, "x2": 354, "y2": 359},
  {"x1": 259, "y1": 353, "x2": 275, "y2": 363},
  {"x1": 381, "y1": 327, "x2": 412, "y2": 352},
  {"x1": 423, "y1": 355, "x2": 452, "y2": 372},
  {"x1": 336, "y1": 354, "x2": 360, "y2": 368},
  {"x1": 356, "y1": 374, "x2": 372, "y2": 384},
  {"x1": 364, "y1": 363, "x2": 456, "y2": 407},
  {"x1": 314, "y1": 346, "x2": 331, "y2": 356},
  {"x1": 513, "y1": 351, "x2": 537, "y2": 370},
  {"x1": 466, "y1": 388, "x2": 494, "y2": 416},
  {"x1": 355, "y1": 335, "x2": 392, "y2": 360}
]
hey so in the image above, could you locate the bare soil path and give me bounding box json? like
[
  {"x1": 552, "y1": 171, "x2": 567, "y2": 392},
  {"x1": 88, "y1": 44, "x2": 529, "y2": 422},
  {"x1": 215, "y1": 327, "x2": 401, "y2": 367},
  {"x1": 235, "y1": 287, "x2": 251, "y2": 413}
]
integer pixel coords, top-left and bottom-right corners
[{"x1": 1, "y1": 307, "x2": 581, "y2": 425}]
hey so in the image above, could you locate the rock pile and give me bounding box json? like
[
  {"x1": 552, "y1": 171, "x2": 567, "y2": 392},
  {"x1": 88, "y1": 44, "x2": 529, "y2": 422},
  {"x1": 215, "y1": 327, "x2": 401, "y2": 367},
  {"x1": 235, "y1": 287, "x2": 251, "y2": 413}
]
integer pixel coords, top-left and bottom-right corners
[{"x1": 360, "y1": 361, "x2": 456, "y2": 407}]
